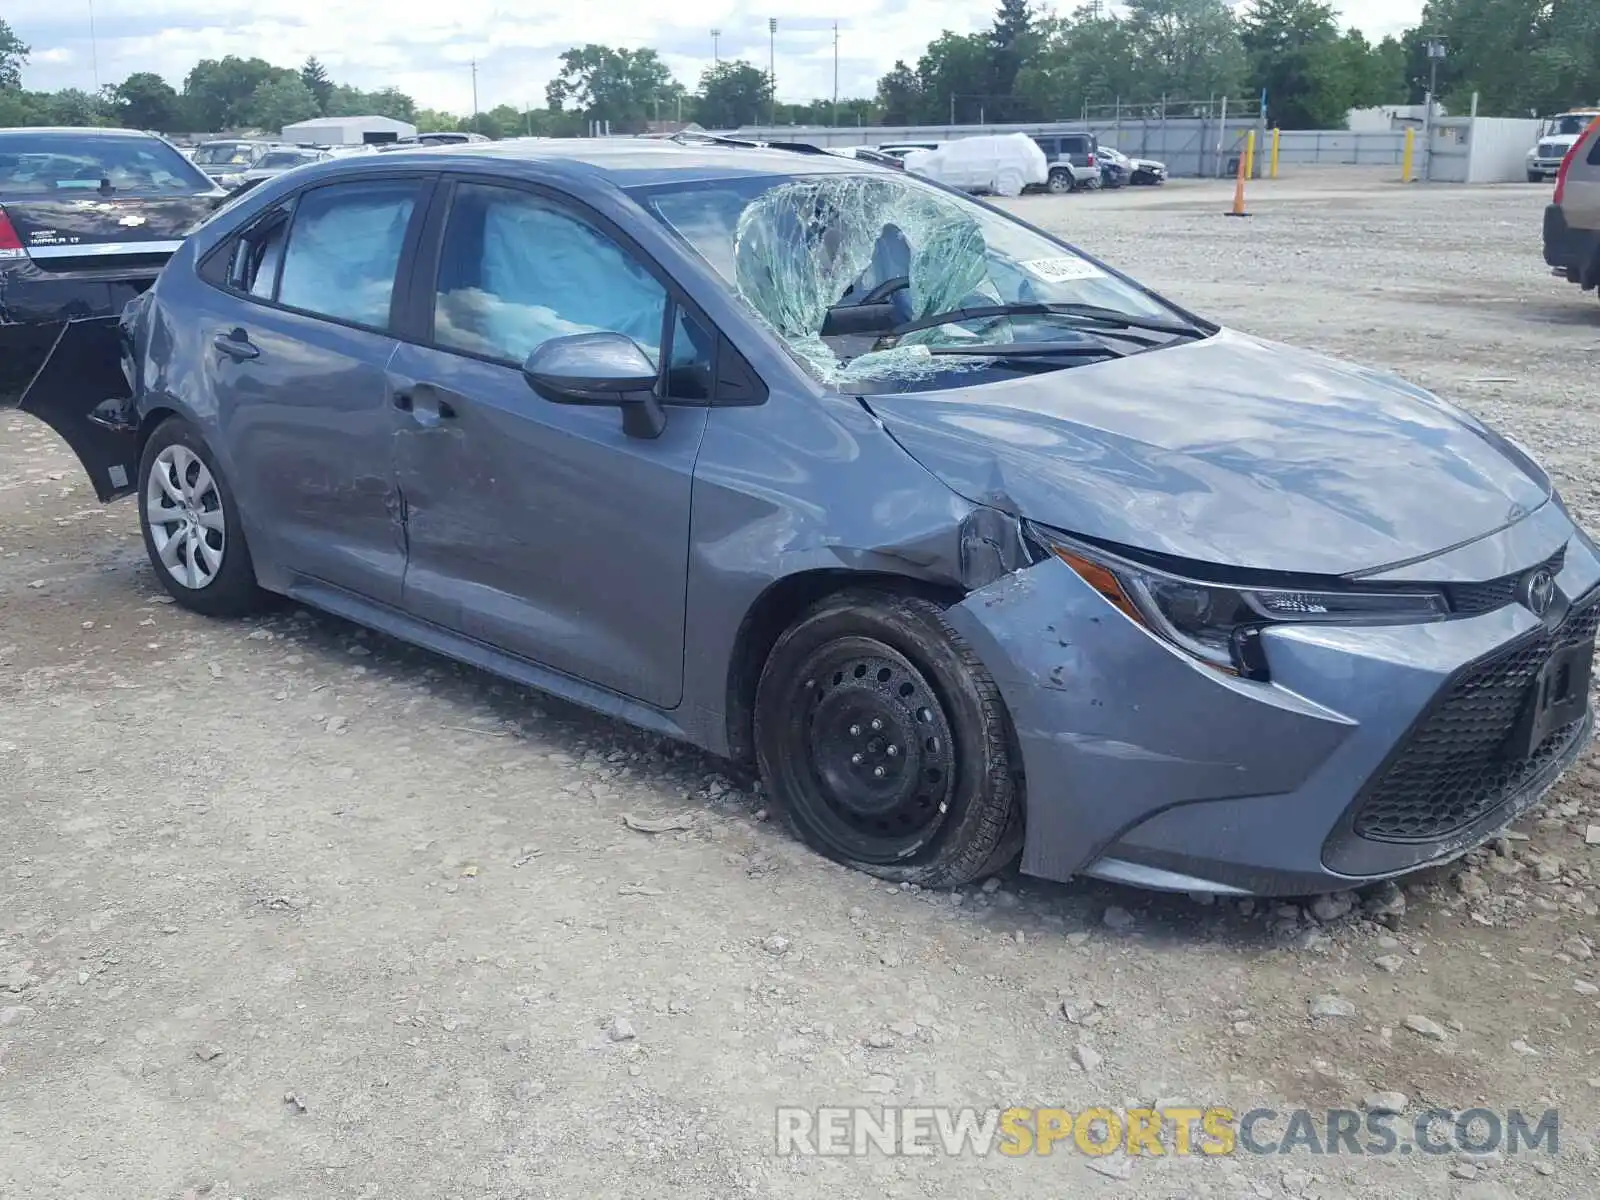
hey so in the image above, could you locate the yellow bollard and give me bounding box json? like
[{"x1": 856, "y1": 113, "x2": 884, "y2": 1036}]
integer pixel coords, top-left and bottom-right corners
[
  {"x1": 1245, "y1": 130, "x2": 1257, "y2": 180},
  {"x1": 1270, "y1": 128, "x2": 1280, "y2": 179},
  {"x1": 1401, "y1": 127, "x2": 1416, "y2": 182}
]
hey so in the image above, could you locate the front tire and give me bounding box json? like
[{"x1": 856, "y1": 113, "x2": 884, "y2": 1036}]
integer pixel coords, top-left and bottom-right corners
[
  {"x1": 754, "y1": 590, "x2": 1022, "y2": 887},
  {"x1": 1528, "y1": 170, "x2": 1544, "y2": 183},
  {"x1": 138, "y1": 416, "x2": 269, "y2": 617}
]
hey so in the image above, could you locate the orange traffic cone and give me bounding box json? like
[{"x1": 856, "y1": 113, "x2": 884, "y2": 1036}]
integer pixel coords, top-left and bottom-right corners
[{"x1": 1226, "y1": 150, "x2": 1251, "y2": 218}]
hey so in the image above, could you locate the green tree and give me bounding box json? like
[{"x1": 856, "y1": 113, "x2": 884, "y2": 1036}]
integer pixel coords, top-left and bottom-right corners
[
  {"x1": 299, "y1": 57, "x2": 333, "y2": 114},
  {"x1": 40, "y1": 88, "x2": 113, "y2": 126},
  {"x1": 323, "y1": 85, "x2": 417, "y2": 123},
  {"x1": 875, "y1": 61, "x2": 923, "y2": 125},
  {"x1": 111, "y1": 72, "x2": 184, "y2": 131},
  {"x1": 697, "y1": 60, "x2": 771, "y2": 129},
  {"x1": 1241, "y1": 0, "x2": 1350, "y2": 128},
  {"x1": 990, "y1": 0, "x2": 1037, "y2": 119},
  {"x1": 1124, "y1": 0, "x2": 1246, "y2": 104},
  {"x1": 916, "y1": 32, "x2": 996, "y2": 123},
  {"x1": 1015, "y1": 7, "x2": 1143, "y2": 119},
  {"x1": 0, "y1": 90, "x2": 43, "y2": 127},
  {"x1": 1410, "y1": 0, "x2": 1600, "y2": 116},
  {"x1": 0, "y1": 18, "x2": 26, "y2": 90},
  {"x1": 184, "y1": 56, "x2": 290, "y2": 130},
  {"x1": 545, "y1": 45, "x2": 681, "y2": 132},
  {"x1": 247, "y1": 75, "x2": 320, "y2": 131}
]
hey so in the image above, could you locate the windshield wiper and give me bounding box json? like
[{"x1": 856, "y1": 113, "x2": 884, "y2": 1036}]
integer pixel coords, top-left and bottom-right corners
[
  {"x1": 891, "y1": 302, "x2": 1203, "y2": 340},
  {"x1": 927, "y1": 341, "x2": 1123, "y2": 359}
]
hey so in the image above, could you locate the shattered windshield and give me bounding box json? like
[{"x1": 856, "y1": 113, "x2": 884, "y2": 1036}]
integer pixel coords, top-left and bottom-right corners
[{"x1": 631, "y1": 170, "x2": 1202, "y2": 390}]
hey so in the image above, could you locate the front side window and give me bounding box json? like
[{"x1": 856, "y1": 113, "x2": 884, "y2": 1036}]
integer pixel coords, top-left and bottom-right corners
[
  {"x1": 276, "y1": 178, "x2": 420, "y2": 329},
  {"x1": 432, "y1": 183, "x2": 668, "y2": 367}
]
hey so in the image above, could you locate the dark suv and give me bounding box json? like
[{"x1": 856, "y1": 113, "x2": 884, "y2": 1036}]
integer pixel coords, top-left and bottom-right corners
[{"x1": 1031, "y1": 132, "x2": 1100, "y2": 193}]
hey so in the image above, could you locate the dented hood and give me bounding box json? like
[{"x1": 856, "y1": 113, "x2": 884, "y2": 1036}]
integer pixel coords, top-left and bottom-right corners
[{"x1": 863, "y1": 329, "x2": 1551, "y2": 576}]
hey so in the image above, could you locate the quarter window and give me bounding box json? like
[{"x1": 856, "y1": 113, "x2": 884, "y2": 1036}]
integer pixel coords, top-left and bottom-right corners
[{"x1": 275, "y1": 178, "x2": 421, "y2": 329}]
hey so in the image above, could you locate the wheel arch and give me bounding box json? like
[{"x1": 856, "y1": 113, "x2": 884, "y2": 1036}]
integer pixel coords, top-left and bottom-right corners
[{"x1": 723, "y1": 569, "x2": 966, "y2": 766}]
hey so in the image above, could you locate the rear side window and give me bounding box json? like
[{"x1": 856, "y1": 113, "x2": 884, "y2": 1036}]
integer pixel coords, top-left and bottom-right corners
[
  {"x1": 276, "y1": 179, "x2": 421, "y2": 330},
  {"x1": 0, "y1": 132, "x2": 214, "y2": 197},
  {"x1": 1032, "y1": 138, "x2": 1058, "y2": 157},
  {"x1": 1589, "y1": 130, "x2": 1600, "y2": 166}
]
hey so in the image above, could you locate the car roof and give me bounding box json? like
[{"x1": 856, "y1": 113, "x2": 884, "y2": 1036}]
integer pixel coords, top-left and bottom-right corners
[
  {"x1": 0, "y1": 126, "x2": 170, "y2": 139},
  {"x1": 304, "y1": 137, "x2": 868, "y2": 187}
]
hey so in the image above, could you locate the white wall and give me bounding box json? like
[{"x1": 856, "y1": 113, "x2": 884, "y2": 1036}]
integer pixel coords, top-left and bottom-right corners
[{"x1": 1466, "y1": 117, "x2": 1545, "y2": 183}]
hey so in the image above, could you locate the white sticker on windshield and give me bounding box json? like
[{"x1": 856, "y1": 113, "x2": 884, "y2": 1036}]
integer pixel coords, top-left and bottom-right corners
[{"x1": 1021, "y1": 257, "x2": 1107, "y2": 283}]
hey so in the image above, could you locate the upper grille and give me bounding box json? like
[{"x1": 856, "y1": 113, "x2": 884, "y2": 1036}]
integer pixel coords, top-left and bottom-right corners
[
  {"x1": 1538, "y1": 142, "x2": 1564, "y2": 159},
  {"x1": 1444, "y1": 545, "x2": 1566, "y2": 616},
  {"x1": 1351, "y1": 596, "x2": 1600, "y2": 842}
]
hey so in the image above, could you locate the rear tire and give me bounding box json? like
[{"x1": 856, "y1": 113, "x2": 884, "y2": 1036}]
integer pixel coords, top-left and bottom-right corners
[
  {"x1": 754, "y1": 589, "x2": 1022, "y2": 888},
  {"x1": 138, "y1": 416, "x2": 270, "y2": 617},
  {"x1": 1046, "y1": 169, "x2": 1073, "y2": 195}
]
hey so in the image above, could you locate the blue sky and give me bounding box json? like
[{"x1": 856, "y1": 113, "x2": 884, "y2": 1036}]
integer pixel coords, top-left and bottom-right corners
[{"x1": 8, "y1": 1, "x2": 1427, "y2": 115}]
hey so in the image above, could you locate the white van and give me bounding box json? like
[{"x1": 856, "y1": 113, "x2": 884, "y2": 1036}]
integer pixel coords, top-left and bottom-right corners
[{"x1": 901, "y1": 134, "x2": 1048, "y2": 197}]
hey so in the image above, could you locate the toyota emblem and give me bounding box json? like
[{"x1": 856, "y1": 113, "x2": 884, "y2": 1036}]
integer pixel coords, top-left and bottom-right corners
[{"x1": 1520, "y1": 568, "x2": 1557, "y2": 616}]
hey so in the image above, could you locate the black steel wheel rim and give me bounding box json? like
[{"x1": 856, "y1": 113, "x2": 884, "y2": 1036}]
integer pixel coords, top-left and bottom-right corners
[{"x1": 782, "y1": 637, "x2": 957, "y2": 863}]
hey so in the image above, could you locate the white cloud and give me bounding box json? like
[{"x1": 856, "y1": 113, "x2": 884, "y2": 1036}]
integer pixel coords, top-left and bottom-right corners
[{"x1": 10, "y1": 0, "x2": 1426, "y2": 113}]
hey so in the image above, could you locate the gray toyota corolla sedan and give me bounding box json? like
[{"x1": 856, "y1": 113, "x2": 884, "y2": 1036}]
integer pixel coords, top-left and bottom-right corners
[{"x1": 14, "y1": 140, "x2": 1599, "y2": 897}]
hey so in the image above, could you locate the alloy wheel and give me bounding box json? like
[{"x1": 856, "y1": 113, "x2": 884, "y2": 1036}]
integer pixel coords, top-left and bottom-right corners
[{"x1": 145, "y1": 443, "x2": 227, "y2": 590}]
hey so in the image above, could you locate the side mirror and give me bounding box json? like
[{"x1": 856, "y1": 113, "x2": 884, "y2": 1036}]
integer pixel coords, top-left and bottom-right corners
[{"x1": 522, "y1": 332, "x2": 666, "y2": 439}]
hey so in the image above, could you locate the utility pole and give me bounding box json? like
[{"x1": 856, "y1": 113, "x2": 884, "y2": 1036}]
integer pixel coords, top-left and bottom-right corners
[
  {"x1": 768, "y1": 18, "x2": 778, "y2": 126},
  {"x1": 711, "y1": 29, "x2": 721, "y2": 65},
  {"x1": 832, "y1": 22, "x2": 839, "y2": 125},
  {"x1": 87, "y1": 0, "x2": 100, "y2": 91},
  {"x1": 470, "y1": 59, "x2": 479, "y2": 125},
  {"x1": 1424, "y1": 35, "x2": 1447, "y2": 182}
]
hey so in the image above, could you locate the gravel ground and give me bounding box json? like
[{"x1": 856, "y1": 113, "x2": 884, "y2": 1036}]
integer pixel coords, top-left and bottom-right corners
[{"x1": 2, "y1": 169, "x2": 1598, "y2": 1200}]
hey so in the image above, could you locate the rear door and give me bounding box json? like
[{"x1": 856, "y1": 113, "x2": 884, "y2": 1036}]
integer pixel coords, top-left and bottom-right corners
[{"x1": 190, "y1": 173, "x2": 436, "y2": 606}]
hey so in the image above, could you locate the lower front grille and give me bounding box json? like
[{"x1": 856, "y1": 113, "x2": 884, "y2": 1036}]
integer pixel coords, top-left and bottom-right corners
[{"x1": 1351, "y1": 597, "x2": 1600, "y2": 842}]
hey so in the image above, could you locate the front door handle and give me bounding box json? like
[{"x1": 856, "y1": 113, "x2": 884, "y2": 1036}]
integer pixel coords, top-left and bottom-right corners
[
  {"x1": 213, "y1": 328, "x2": 259, "y2": 361},
  {"x1": 395, "y1": 383, "x2": 459, "y2": 423}
]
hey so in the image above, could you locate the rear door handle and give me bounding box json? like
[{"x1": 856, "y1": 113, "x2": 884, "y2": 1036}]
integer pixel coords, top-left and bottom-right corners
[{"x1": 213, "y1": 328, "x2": 259, "y2": 361}]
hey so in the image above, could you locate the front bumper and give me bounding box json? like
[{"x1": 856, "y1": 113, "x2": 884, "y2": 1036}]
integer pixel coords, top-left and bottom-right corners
[
  {"x1": 945, "y1": 509, "x2": 1600, "y2": 896},
  {"x1": 0, "y1": 260, "x2": 159, "y2": 406},
  {"x1": 1543, "y1": 204, "x2": 1599, "y2": 287}
]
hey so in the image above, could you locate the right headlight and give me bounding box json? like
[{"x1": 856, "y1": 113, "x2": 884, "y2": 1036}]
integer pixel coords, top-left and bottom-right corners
[{"x1": 1036, "y1": 530, "x2": 1449, "y2": 679}]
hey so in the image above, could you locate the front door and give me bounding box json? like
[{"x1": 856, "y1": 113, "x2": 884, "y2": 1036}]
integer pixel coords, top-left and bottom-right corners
[{"x1": 390, "y1": 180, "x2": 715, "y2": 708}]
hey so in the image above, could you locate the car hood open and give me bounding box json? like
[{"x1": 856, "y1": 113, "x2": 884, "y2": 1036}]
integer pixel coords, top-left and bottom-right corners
[{"x1": 862, "y1": 329, "x2": 1550, "y2": 577}]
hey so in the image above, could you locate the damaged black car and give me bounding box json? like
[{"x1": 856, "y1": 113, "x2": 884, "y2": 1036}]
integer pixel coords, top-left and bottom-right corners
[{"x1": 0, "y1": 126, "x2": 225, "y2": 470}]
